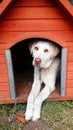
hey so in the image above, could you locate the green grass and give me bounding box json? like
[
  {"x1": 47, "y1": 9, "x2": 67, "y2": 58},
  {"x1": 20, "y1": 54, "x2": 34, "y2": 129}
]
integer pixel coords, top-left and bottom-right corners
[
  {"x1": 41, "y1": 101, "x2": 73, "y2": 130},
  {"x1": 0, "y1": 101, "x2": 73, "y2": 130}
]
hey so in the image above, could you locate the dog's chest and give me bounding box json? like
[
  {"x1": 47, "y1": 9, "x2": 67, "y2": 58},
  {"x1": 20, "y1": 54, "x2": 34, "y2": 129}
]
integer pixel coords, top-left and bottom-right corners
[
  {"x1": 39, "y1": 69, "x2": 46, "y2": 89},
  {"x1": 39, "y1": 69, "x2": 48, "y2": 82}
]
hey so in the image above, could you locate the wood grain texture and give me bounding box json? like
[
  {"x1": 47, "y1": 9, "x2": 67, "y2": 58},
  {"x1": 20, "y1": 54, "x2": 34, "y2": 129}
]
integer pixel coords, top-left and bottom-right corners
[
  {"x1": 67, "y1": 42, "x2": 73, "y2": 52},
  {"x1": 0, "y1": 74, "x2": 8, "y2": 82},
  {"x1": 0, "y1": 48, "x2": 5, "y2": 54},
  {"x1": 67, "y1": 80, "x2": 73, "y2": 88},
  {"x1": 67, "y1": 71, "x2": 73, "y2": 80},
  {"x1": 1, "y1": 19, "x2": 73, "y2": 32},
  {"x1": 0, "y1": 64, "x2": 8, "y2": 74},
  {"x1": 0, "y1": 0, "x2": 12, "y2": 15},
  {"x1": 68, "y1": 52, "x2": 73, "y2": 62},
  {"x1": 0, "y1": 91, "x2": 10, "y2": 99},
  {"x1": 0, "y1": 55, "x2": 6, "y2": 63},
  {"x1": 13, "y1": 0, "x2": 56, "y2": 7},
  {"x1": 0, "y1": 83, "x2": 9, "y2": 91},
  {"x1": 58, "y1": 0, "x2": 73, "y2": 17},
  {"x1": 0, "y1": 31, "x2": 73, "y2": 48},
  {"x1": 67, "y1": 62, "x2": 73, "y2": 71},
  {"x1": 66, "y1": 88, "x2": 73, "y2": 96},
  {"x1": 2, "y1": 7, "x2": 67, "y2": 20}
]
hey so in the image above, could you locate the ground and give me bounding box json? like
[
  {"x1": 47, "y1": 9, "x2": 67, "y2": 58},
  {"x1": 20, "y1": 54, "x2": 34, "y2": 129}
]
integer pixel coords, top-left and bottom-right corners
[{"x1": 0, "y1": 101, "x2": 73, "y2": 130}]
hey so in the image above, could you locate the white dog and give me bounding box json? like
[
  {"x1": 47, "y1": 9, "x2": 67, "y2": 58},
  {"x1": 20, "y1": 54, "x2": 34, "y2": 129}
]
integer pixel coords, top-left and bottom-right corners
[{"x1": 25, "y1": 40, "x2": 60, "y2": 121}]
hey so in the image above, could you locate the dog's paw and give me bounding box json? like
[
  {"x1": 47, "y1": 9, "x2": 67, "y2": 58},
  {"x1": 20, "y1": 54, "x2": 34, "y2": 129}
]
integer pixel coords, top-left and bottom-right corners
[
  {"x1": 32, "y1": 114, "x2": 40, "y2": 121},
  {"x1": 25, "y1": 109, "x2": 33, "y2": 121},
  {"x1": 25, "y1": 112, "x2": 33, "y2": 121},
  {"x1": 25, "y1": 115, "x2": 32, "y2": 121},
  {"x1": 32, "y1": 116, "x2": 40, "y2": 121}
]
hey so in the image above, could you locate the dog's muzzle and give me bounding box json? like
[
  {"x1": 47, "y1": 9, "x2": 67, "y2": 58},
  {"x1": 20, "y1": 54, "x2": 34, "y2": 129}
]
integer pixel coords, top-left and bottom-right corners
[{"x1": 35, "y1": 58, "x2": 41, "y2": 65}]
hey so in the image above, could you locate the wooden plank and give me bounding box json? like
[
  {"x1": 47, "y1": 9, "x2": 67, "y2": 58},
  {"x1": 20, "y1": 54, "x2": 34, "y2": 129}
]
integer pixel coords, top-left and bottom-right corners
[
  {"x1": 0, "y1": 96, "x2": 73, "y2": 104},
  {"x1": 66, "y1": 88, "x2": 73, "y2": 96},
  {"x1": 5, "y1": 50, "x2": 16, "y2": 99},
  {"x1": 67, "y1": 80, "x2": 73, "y2": 88},
  {"x1": 0, "y1": 74, "x2": 8, "y2": 82},
  {"x1": 0, "y1": 31, "x2": 73, "y2": 46},
  {"x1": 67, "y1": 71, "x2": 73, "y2": 80},
  {"x1": 0, "y1": 55, "x2": 6, "y2": 63},
  {"x1": 67, "y1": 42, "x2": 73, "y2": 52},
  {"x1": 57, "y1": 0, "x2": 73, "y2": 18},
  {"x1": 68, "y1": 52, "x2": 73, "y2": 62},
  {"x1": 0, "y1": 43, "x2": 7, "y2": 51},
  {"x1": 61, "y1": 48, "x2": 67, "y2": 96},
  {"x1": 0, "y1": 95, "x2": 73, "y2": 104},
  {"x1": 0, "y1": 48, "x2": 5, "y2": 54},
  {"x1": 0, "y1": 64, "x2": 7, "y2": 73},
  {"x1": 67, "y1": 62, "x2": 73, "y2": 71},
  {"x1": 2, "y1": 7, "x2": 67, "y2": 19},
  {"x1": 1, "y1": 19, "x2": 73, "y2": 31},
  {"x1": 0, "y1": 83, "x2": 9, "y2": 91},
  {"x1": 0, "y1": 91, "x2": 10, "y2": 99},
  {"x1": 13, "y1": 0, "x2": 55, "y2": 7},
  {"x1": 0, "y1": 0, "x2": 12, "y2": 16}
]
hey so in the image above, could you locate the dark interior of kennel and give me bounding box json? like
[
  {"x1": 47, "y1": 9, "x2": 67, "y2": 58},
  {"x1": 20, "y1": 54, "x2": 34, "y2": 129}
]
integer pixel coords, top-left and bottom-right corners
[{"x1": 10, "y1": 38, "x2": 61, "y2": 100}]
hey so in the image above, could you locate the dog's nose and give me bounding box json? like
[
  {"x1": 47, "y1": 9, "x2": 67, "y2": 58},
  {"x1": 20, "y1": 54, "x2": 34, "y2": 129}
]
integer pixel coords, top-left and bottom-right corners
[{"x1": 35, "y1": 58, "x2": 41, "y2": 64}]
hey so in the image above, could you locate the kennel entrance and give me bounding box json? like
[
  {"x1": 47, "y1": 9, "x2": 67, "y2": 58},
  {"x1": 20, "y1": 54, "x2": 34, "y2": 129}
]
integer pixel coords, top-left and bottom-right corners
[{"x1": 5, "y1": 38, "x2": 67, "y2": 101}]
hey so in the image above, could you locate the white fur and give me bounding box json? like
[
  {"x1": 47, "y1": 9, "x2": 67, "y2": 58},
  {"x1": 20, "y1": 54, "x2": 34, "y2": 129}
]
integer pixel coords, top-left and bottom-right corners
[{"x1": 25, "y1": 41, "x2": 60, "y2": 121}]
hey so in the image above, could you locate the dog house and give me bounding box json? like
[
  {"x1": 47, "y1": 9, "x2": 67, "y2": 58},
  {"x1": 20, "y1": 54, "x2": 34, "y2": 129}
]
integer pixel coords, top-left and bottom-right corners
[{"x1": 0, "y1": 0, "x2": 73, "y2": 104}]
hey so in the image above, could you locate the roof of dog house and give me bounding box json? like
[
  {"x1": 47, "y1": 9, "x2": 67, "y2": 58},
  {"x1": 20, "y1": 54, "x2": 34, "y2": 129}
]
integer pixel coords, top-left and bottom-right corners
[
  {"x1": 0, "y1": 0, "x2": 73, "y2": 104},
  {"x1": 0, "y1": 0, "x2": 73, "y2": 45},
  {"x1": 0, "y1": 0, "x2": 73, "y2": 18}
]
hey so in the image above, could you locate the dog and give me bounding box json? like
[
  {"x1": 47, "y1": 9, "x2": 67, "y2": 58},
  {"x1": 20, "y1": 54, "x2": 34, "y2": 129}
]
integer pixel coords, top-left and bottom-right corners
[{"x1": 25, "y1": 40, "x2": 60, "y2": 121}]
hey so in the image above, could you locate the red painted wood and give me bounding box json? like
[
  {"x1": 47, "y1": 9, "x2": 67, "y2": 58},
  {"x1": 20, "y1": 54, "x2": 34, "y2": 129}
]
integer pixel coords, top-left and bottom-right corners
[
  {"x1": 0, "y1": 55, "x2": 6, "y2": 63},
  {"x1": 68, "y1": 52, "x2": 73, "y2": 62},
  {"x1": 2, "y1": 7, "x2": 67, "y2": 20},
  {"x1": 66, "y1": 88, "x2": 73, "y2": 96},
  {"x1": 1, "y1": 19, "x2": 73, "y2": 32},
  {"x1": 68, "y1": 42, "x2": 73, "y2": 52},
  {"x1": 0, "y1": 48, "x2": 5, "y2": 54},
  {"x1": 0, "y1": 64, "x2": 8, "y2": 74},
  {"x1": 67, "y1": 80, "x2": 73, "y2": 88},
  {"x1": 67, "y1": 62, "x2": 73, "y2": 71},
  {"x1": 0, "y1": 44, "x2": 8, "y2": 51},
  {"x1": 0, "y1": 74, "x2": 9, "y2": 82},
  {"x1": 67, "y1": 71, "x2": 73, "y2": 80},
  {"x1": 57, "y1": 0, "x2": 73, "y2": 18},
  {"x1": 0, "y1": 83, "x2": 9, "y2": 91},
  {"x1": 13, "y1": 0, "x2": 55, "y2": 7},
  {"x1": 0, "y1": 0, "x2": 13, "y2": 16},
  {"x1": 0, "y1": 31, "x2": 73, "y2": 49},
  {"x1": 0, "y1": 91, "x2": 10, "y2": 99}
]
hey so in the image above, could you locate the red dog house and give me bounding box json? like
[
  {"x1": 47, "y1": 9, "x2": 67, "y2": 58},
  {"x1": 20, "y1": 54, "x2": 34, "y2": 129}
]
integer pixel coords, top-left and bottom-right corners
[{"x1": 0, "y1": 0, "x2": 73, "y2": 104}]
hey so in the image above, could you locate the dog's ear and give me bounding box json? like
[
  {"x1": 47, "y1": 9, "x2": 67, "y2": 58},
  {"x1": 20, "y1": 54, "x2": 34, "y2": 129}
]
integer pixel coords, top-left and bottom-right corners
[
  {"x1": 29, "y1": 43, "x2": 33, "y2": 54},
  {"x1": 50, "y1": 44, "x2": 60, "y2": 59},
  {"x1": 29, "y1": 40, "x2": 38, "y2": 54}
]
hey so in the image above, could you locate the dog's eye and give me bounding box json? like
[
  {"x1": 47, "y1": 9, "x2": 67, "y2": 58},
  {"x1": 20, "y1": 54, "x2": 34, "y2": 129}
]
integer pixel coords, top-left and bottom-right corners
[
  {"x1": 44, "y1": 49, "x2": 49, "y2": 53},
  {"x1": 34, "y1": 47, "x2": 39, "y2": 51}
]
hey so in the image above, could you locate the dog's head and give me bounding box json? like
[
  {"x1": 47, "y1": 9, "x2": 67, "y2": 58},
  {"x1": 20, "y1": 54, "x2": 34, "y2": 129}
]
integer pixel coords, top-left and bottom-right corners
[{"x1": 29, "y1": 41, "x2": 60, "y2": 68}]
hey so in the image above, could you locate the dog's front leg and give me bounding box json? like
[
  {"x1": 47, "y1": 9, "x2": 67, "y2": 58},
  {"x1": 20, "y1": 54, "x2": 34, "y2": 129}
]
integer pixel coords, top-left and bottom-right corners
[
  {"x1": 32, "y1": 81, "x2": 55, "y2": 121},
  {"x1": 25, "y1": 67, "x2": 41, "y2": 121}
]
